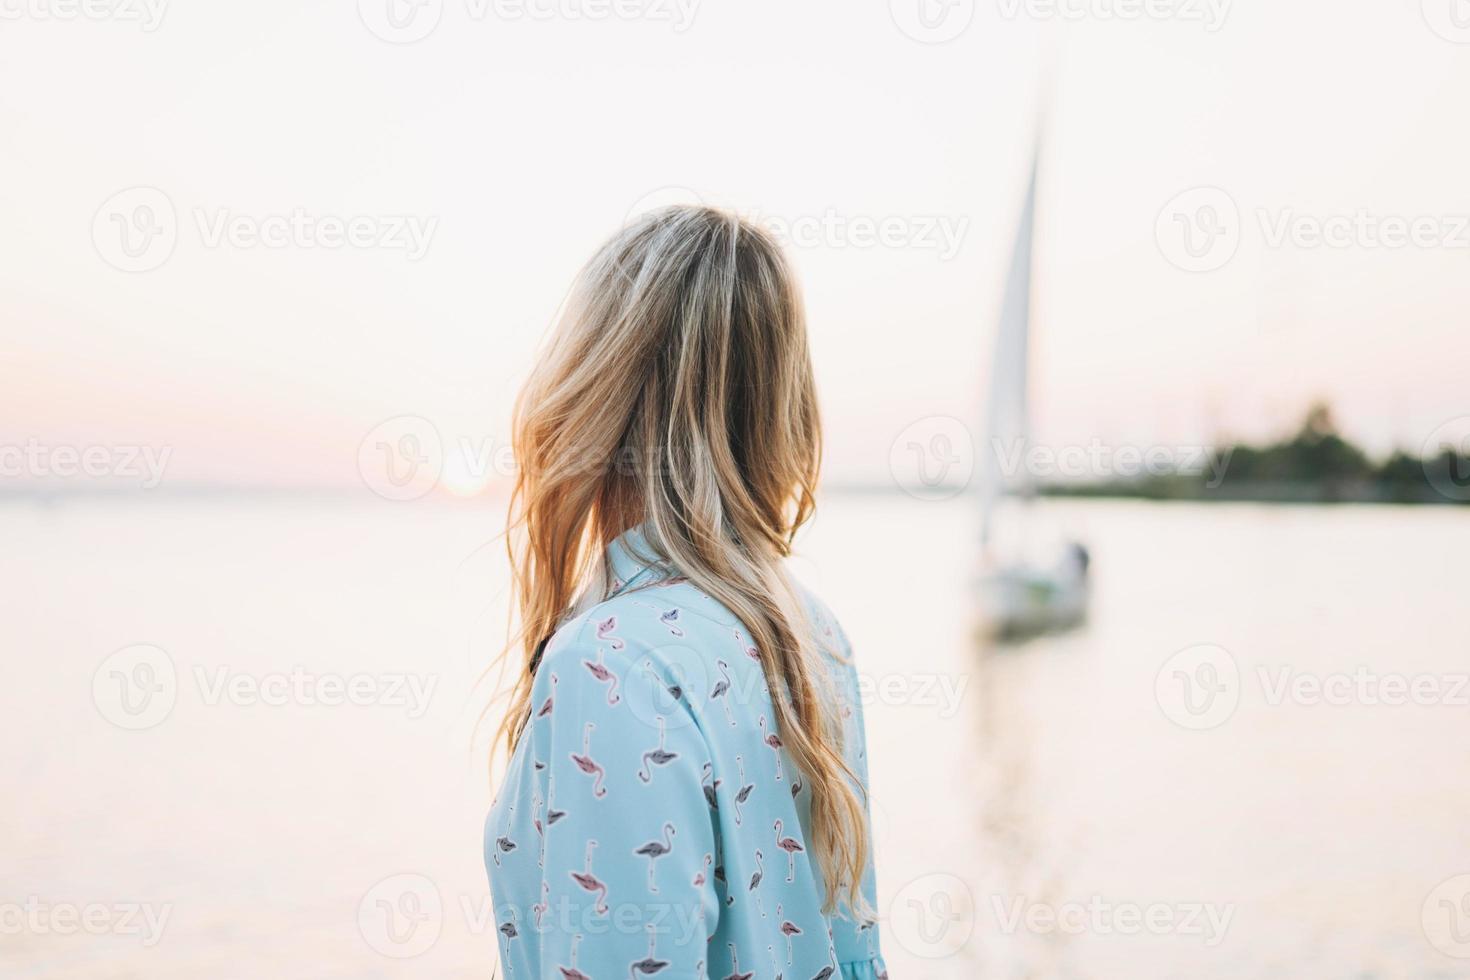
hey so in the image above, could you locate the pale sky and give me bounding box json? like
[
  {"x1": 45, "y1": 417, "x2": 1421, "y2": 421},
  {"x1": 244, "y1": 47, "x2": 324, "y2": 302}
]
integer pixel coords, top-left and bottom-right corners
[{"x1": 3, "y1": 0, "x2": 1467, "y2": 490}]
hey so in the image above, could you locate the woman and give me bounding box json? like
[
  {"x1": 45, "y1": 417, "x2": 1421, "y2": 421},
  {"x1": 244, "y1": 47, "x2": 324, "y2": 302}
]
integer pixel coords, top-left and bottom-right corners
[{"x1": 485, "y1": 205, "x2": 886, "y2": 979}]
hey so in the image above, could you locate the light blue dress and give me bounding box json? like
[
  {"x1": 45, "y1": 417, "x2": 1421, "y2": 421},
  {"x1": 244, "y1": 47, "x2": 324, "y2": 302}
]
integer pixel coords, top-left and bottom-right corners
[{"x1": 485, "y1": 527, "x2": 886, "y2": 979}]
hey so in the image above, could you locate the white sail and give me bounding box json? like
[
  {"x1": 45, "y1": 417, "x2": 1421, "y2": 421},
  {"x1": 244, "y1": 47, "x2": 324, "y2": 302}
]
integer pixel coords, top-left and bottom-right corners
[{"x1": 979, "y1": 150, "x2": 1038, "y2": 551}]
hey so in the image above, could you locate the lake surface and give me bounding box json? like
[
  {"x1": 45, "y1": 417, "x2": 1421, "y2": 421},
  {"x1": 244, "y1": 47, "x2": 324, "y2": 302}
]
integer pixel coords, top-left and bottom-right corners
[{"x1": 4, "y1": 494, "x2": 1468, "y2": 978}]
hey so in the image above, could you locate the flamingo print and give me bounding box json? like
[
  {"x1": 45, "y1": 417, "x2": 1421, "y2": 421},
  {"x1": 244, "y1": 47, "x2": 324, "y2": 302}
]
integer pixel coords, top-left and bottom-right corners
[
  {"x1": 759, "y1": 714, "x2": 785, "y2": 780},
  {"x1": 810, "y1": 938, "x2": 838, "y2": 980},
  {"x1": 532, "y1": 881, "x2": 549, "y2": 929},
  {"x1": 768, "y1": 944, "x2": 784, "y2": 980},
  {"x1": 701, "y1": 762, "x2": 721, "y2": 811},
  {"x1": 569, "y1": 840, "x2": 609, "y2": 915},
  {"x1": 637, "y1": 716, "x2": 679, "y2": 784},
  {"x1": 773, "y1": 820, "x2": 804, "y2": 882},
  {"x1": 558, "y1": 933, "x2": 591, "y2": 980},
  {"x1": 709, "y1": 659, "x2": 736, "y2": 726},
  {"x1": 732, "y1": 754, "x2": 754, "y2": 826},
  {"x1": 644, "y1": 658, "x2": 682, "y2": 704},
  {"x1": 535, "y1": 673, "x2": 558, "y2": 718},
  {"x1": 722, "y1": 943, "x2": 754, "y2": 980},
  {"x1": 777, "y1": 905, "x2": 802, "y2": 963},
  {"x1": 748, "y1": 849, "x2": 766, "y2": 917},
  {"x1": 628, "y1": 923, "x2": 670, "y2": 979},
  {"x1": 497, "y1": 908, "x2": 519, "y2": 978},
  {"x1": 693, "y1": 851, "x2": 712, "y2": 887},
  {"x1": 583, "y1": 648, "x2": 622, "y2": 705},
  {"x1": 633, "y1": 822, "x2": 676, "y2": 893},
  {"x1": 570, "y1": 722, "x2": 608, "y2": 798},
  {"x1": 595, "y1": 616, "x2": 625, "y2": 650},
  {"x1": 659, "y1": 607, "x2": 684, "y2": 636}
]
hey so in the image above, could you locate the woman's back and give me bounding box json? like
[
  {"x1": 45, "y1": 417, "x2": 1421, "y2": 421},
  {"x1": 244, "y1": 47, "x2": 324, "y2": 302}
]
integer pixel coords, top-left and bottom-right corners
[{"x1": 486, "y1": 525, "x2": 886, "y2": 979}]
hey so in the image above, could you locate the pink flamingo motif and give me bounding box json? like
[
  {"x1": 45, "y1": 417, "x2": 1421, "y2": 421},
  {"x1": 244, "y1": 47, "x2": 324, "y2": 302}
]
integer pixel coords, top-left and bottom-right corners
[
  {"x1": 773, "y1": 820, "x2": 804, "y2": 882},
  {"x1": 595, "y1": 616, "x2": 625, "y2": 650},
  {"x1": 535, "y1": 673, "x2": 558, "y2": 718},
  {"x1": 638, "y1": 716, "x2": 680, "y2": 784},
  {"x1": 701, "y1": 762, "x2": 721, "y2": 811},
  {"x1": 633, "y1": 822, "x2": 676, "y2": 893},
  {"x1": 570, "y1": 722, "x2": 608, "y2": 798},
  {"x1": 532, "y1": 881, "x2": 550, "y2": 928},
  {"x1": 569, "y1": 840, "x2": 609, "y2": 915},
  {"x1": 628, "y1": 923, "x2": 670, "y2": 979},
  {"x1": 659, "y1": 607, "x2": 684, "y2": 637},
  {"x1": 693, "y1": 852, "x2": 712, "y2": 887},
  {"x1": 790, "y1": 775, "x2": 803, "y2": 799},
  {"x1": 582, "y1": 648, "x2": 621, "y2": 705},
  {"x1": 732, "y1": 754, "x2": 754, "y2": 825},
  {"x1": 748, "y1": 849, "x2": 766, "y2": 918},
  {"x1": 777, "y1": 904, "x2": 802, "y2": 963},
  {"x1": 709, "y1": 659, "x2": 736, "y2": 726},
  {"x1": 722, "y1": 942, "x2": 753, "y2": 980},
  {"x1": 558, "y1": 932, "x2": 591, "y2": 980},
  {"x1": 733, "y1": 629, "x2": 760, "y2": 664},
  {"x1": 759, "y1": 714, "x2": 785, "y2": 780}
]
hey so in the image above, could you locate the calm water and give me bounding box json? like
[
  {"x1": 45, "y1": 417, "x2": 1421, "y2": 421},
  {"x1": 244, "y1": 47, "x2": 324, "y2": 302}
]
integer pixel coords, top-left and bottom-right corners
[{"x1": 4, "y1": 495, "x2": 1468, "y2": 978}]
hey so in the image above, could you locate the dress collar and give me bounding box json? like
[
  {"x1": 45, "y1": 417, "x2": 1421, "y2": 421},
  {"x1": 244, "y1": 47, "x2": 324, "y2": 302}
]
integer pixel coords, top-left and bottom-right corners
[{"x1": 604, "y1": 524, "x2": 677, "y2": 597}]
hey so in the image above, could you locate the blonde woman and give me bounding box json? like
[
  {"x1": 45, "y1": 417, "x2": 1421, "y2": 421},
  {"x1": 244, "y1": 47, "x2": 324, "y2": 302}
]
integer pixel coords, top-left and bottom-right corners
[{"x1": 486, "y1": 205, "x2": 886, "y2": 979}]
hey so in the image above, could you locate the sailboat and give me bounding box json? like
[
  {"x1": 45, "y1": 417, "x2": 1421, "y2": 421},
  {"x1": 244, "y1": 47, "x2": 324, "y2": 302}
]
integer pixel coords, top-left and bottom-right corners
[{"x1": 975, "y1": 146, "x2": 1091, "y2": 641}]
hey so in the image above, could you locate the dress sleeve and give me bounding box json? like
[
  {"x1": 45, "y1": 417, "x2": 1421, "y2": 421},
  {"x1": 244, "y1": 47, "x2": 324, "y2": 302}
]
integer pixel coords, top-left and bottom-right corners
[
  {"x1": 817, "y1": 610, "x2": 889, "y2": 977},
  {"x1": 520, "y1": 620, "x2": 720, "y2": 976}
]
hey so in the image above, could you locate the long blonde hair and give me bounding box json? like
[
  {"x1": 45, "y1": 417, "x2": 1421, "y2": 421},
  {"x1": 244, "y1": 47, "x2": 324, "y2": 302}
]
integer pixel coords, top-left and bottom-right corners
[{"x1": 495, "y1": 204, "x2": 869, "y2": 915}]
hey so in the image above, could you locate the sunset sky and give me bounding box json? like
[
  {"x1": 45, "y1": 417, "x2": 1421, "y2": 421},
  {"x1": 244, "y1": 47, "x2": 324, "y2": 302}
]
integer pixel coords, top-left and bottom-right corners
[{"x1": 4, "y1": 0, "x2": 1467, "y2": 491}]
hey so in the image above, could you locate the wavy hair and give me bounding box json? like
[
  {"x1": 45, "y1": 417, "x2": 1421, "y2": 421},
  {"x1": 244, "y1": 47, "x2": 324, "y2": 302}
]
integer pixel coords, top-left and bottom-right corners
[{"x1": 494, "y1": 204, "x2": 869, "y2": 915}]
